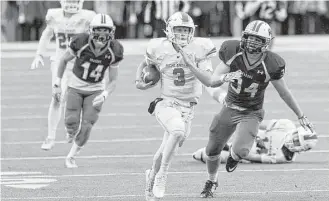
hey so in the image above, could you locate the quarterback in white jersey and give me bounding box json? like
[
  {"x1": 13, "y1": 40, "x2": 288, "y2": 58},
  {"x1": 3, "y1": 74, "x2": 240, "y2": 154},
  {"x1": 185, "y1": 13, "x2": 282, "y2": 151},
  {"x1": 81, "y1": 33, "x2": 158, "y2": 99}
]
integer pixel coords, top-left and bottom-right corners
[
  {"x1": 30, "y1": 0, "x2": 95, "y2": 150},
  {"x1": 193, "y1": 119, "x2": 318, "y2": 164},
  {"x1": 135, "y1": 12, "x2": 226, "y2": 200}
]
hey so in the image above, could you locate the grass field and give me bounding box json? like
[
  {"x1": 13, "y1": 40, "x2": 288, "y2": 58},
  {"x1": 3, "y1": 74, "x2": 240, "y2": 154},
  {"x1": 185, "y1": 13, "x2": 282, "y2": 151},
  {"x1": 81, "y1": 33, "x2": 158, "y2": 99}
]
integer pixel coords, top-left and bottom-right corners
[{"x1": 1, "y1": 37, "x2": 329, "y2": 201}]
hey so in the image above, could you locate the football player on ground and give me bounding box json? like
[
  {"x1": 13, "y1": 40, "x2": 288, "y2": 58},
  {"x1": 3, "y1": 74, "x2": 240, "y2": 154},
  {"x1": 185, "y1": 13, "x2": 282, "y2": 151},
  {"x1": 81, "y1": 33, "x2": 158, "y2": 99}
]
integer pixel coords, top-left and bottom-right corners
[
  {"x1": 53, "y1": 14, "x2": 123, "y2": 168},
  {"x1": 135, "y1": 12, "x2": 227, "y2": 200},
  {"x1": 178, "y1": 20, "x2": 315, "y2": 198},
  {"x1": 30, "y1": 0, "x2": 96, "y2": 150},
  {"x1": 193, "y1": 119, "x2": 318, "y2": 164}
]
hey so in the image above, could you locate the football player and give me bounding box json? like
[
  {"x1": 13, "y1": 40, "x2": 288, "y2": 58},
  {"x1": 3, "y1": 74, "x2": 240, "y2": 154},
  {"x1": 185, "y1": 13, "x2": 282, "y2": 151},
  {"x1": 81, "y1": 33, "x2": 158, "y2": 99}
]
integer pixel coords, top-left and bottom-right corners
[
  {"x1": 53, "y1": 13, "x2": 123, "y2": 168},
  {"x1": 30, "y1": 0, "x2": 96, "y2": 150},
  {"x1": 193, "y1": 119, "x2": 318, "y2": 164},
  {"x1": 135, "y1": 12, "x2": 227, "y2": 200},
  {"x1": 178, "y1": 20, "x2": 315, "y2": 198}
]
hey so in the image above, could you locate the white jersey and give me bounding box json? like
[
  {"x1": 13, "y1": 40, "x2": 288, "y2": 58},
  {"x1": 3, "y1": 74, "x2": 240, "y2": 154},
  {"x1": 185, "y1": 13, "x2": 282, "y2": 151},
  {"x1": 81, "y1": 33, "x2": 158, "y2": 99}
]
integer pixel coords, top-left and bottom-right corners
[
  {"x1": 146, "y1": 37, "x2": 217, "y2": 104},
  {"x1": 250, "y1": 119, "x2": 297, "y2": 163},
  {"x1": 46, "y1": 8, "x2": 95, "y2": 61}
]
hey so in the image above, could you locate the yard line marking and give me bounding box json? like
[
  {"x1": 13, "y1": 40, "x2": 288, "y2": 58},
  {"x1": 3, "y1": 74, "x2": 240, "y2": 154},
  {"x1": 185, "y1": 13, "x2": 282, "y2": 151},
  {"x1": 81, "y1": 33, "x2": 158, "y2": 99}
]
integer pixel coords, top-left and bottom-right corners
[
  {"x1": 1, "y1": 122, "x2": 328, "y2": 132},
  {"x1": 2, "y1": 169, "x2": 329, "y2": 178},
  {"x1": 0, "y1": 172, "x2": 42, "y2": 176},
  {"x1": 2, "y1": 135, "x2": 329, "y2": 145},
  {"x1": 1, "y1": 151, "x2": 328, "y2": 161},
  {"x1": 2, "y1": 190, "x2": 329, "y2": 200}
]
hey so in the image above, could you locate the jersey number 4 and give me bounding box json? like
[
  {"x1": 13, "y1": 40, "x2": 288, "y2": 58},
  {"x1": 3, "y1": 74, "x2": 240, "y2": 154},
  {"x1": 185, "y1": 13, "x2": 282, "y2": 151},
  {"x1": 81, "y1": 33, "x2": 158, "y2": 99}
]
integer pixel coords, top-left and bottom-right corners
[
  {"x1": 231, "y1": 77, "x2": 259, "y2": 98},
  {"x1": 81, "y1": 62, "x2": 104, "y2": 82},
  {"x1": 173, "y1": 68, "x2": 185, "y2": 86}
]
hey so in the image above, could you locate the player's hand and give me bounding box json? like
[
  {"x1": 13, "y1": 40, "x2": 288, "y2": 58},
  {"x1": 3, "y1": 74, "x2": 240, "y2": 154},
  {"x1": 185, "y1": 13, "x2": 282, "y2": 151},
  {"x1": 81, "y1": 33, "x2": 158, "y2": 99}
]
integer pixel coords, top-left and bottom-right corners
[
  {"x1": 52, "y1": 84, "x2": 61, "y2": 103},
  {"x1": 176, "y1": 44, "x2": 196, "y2": 67},
  {"x1": 298, "y1": 115, "x2": 315, "y2": 133},
  {"x1": 93, "y1": 91, "x2": 108, "y2": 108},
  {"x1": 30, "y1": 54, "x2": 45, "y2": 70},
  {"x1": 135, "y1": 80, "x2": 154, "y2": 90},
  {"x1": 220, "y1": 70, "x2": 242, "y2": 83}
]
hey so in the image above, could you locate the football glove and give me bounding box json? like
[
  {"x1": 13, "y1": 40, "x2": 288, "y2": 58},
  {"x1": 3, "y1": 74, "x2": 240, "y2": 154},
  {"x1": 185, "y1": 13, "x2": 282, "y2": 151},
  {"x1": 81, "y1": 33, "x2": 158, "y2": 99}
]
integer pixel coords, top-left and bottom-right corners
[
  {"x1": 52, "y1": 84, "x2": 61, "y2": 103},
  {"x1": 30, "y1": 54, "x2": 45, "y2": 69},
  {"x1": 298, "y1": 115, "x2": 315, "y2": 133},
  {"x1": 220, "y1": 70, "x2": 242, "y2": 83},
  {"x1": 92, "y1": 91, "x2": 109, "y2": 109}
]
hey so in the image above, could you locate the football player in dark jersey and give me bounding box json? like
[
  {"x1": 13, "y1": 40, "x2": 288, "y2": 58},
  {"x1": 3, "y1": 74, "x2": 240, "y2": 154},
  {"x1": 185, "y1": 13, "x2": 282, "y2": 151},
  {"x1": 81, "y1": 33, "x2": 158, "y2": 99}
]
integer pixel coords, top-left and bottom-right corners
[
  {"x1": 53, "y1": 13, "x2": 124, "y2": 168},
  {"x1": 178, "y1": 20, "x2": 314, "y2": 198}
]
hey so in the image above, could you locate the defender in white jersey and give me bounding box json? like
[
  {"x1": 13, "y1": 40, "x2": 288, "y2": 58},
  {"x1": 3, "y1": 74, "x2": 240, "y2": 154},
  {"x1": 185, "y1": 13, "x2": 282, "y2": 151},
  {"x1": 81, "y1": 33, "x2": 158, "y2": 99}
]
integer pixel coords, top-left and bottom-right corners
[
  {"x1": 193, "y1": 119, "x2": 318, "y2": 164},
  {"x1": 135, "y1": 12, "x2": 226, "y2": 200},
  {"x1": 30, "y1": 0, "x2": 95, "y2": 150}
]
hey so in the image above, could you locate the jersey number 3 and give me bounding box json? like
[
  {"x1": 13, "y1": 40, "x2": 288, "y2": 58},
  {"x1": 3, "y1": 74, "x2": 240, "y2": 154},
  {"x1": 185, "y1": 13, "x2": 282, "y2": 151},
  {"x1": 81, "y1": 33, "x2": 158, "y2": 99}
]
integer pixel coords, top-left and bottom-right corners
[
  {"x1": 231, "y1": 77, "x2": 259, "y2": 98},
  {"x1": 173, "y1": 68, "x2": 185, "y2": 86},
  {"x1": 81, "y1": 62, "x2": 104, "y2": 82}
]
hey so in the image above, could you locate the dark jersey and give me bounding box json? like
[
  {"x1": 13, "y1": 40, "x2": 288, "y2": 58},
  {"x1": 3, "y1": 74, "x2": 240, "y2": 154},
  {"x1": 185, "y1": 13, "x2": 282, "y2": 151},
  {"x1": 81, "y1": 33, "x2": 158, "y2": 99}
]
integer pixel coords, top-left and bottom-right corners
[
  {"x1": 69, "y1": 33, "x2": 123, "y2": 87},
  {"x1": 219, "y1": 40, "x2": 285, "y2": 110}
]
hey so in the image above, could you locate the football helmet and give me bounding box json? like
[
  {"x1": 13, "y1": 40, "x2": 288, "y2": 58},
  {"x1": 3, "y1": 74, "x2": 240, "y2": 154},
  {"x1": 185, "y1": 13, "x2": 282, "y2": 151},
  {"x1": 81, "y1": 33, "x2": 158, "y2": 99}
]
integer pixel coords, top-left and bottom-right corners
[
  {"x1": 89, "y1": 14, "x2": 115, "y2": 45},
  {"x1": 284, "y1": 127, "x2": 318, "y2": 152},
  {"x1": 240, "y1": 20, "x2": 273, "y2": 54},
  {"x1": 165, "y1": 12, "x2": 195, "y2": 46},
  {"x1": 60, "y1": 0, "x2": 84, "y2": 13}
]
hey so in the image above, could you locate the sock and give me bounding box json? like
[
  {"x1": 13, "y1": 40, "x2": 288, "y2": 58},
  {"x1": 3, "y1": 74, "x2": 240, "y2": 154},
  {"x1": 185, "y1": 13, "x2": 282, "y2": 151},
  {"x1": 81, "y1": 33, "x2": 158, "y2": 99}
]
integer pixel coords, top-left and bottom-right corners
[
  {"x1": 67, "y1": 142, "x2": 81, "y2": 158},
  {"x1": 207, "y1": 158, "x2": 221, "y2": 182},
  {"x1": 47, "y1": 99, "x2": 62, "y2": 140}
]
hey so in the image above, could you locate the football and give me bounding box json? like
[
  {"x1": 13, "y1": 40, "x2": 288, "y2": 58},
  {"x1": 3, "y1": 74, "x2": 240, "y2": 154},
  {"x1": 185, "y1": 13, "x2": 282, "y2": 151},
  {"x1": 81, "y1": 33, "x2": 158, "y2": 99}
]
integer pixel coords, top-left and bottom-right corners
[{"x1": 142, "y1": 64, "x2": 160, "y2": 85}]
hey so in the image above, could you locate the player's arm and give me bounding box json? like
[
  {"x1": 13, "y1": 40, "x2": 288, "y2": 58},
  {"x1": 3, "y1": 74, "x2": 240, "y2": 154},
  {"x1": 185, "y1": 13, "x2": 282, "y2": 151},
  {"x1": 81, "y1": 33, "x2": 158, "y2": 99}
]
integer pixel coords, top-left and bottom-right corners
[
  {"x1": 204, "y1": 86, "x2": 227, "y2": 104},
  {"x1": 245, "y1": 153, "x2": 277, "y2": 164},
  {"x1": 56, "y1": 49, "x2": 75, "y2": 84},
  {"x1": 244, "y1": 0, "x2": 263, "y2": 17},
  {"x1": 104, "y1": 65, "x2": 119, "y2": 97}
]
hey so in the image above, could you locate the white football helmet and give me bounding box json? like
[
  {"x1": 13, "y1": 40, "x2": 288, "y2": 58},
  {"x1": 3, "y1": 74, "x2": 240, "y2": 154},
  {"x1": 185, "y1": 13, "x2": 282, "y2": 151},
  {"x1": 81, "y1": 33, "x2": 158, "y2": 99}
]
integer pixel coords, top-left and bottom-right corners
[
  {"x1": 90, "y1": 14, "x2": 115, "y2": 45},
  {"x1": 60, "y1": 0, "x2": 84, "y2": 14},
  {"x1": 241, "y1": 20, "x2": 273, "y2": 54},
  {"x1": 165, "y1": 12, "x2": 195, "y2": 46},
  {"x1": 284, "y1": 127, "x2": 318, "y2": 152}
]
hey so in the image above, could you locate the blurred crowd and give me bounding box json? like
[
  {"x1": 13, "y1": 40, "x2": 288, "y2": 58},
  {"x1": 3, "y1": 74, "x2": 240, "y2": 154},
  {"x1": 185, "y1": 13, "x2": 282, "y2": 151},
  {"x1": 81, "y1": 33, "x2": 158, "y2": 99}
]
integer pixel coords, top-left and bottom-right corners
[{"x1": 1, "y1": 0, "x2": 329, "y2": 42}]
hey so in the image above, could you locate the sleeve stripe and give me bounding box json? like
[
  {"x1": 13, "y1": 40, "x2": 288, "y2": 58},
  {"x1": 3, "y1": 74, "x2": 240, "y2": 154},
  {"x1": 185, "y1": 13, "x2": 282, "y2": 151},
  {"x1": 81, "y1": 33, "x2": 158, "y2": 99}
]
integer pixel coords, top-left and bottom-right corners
[{"x1": 205, "y1": 47, "x2": 217, "y2": 57}]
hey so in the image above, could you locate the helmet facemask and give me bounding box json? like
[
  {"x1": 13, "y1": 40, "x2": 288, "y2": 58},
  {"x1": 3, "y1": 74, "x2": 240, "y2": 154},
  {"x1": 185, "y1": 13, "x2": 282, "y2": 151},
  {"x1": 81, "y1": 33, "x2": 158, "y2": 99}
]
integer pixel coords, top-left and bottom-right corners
[
  {"x1": 167, "y1": 26, "x2": 194, "y2": 46},
  {"x1": 60, "y1": 0, "x2": 83, "y2": 14},
  {"x1": 91, "y1": 27, "x2": 115, "y2": 46},
  {"x1": 241, "y1": 33, "x2": 270, "y2": 54},
  {"x1": 284, "y1": 127, "x2": 318, "y2": 153}
]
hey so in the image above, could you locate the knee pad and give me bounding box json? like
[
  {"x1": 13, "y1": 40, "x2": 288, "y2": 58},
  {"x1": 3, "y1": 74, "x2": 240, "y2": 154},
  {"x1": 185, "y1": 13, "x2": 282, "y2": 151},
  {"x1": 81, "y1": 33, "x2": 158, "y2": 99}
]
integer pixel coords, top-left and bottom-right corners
[{"x1": 65, "y1": 114, "x2": 80, "y2": 135}]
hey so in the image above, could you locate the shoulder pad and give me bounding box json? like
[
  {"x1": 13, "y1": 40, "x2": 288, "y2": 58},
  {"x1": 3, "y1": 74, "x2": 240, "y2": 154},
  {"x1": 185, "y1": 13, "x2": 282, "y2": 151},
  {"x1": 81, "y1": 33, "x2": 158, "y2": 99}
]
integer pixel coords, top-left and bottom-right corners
[
  {"x1": 218, "y1": 40, "x2": 240, "y2": 63},
  {"x1": 69, "y1": 33, "x2": 89, "y2": 53},
  {"x1": 145, "y1": 38, "x2": 166, "y2": 64},
  {"x1": 110, "y1": 40, "x2": 124, "y2": 64},
  {"x1": 265, "y1": 51, "x2": 286, "y2": 80},
  {"x1": 45, "y1": 8, "x2": 62, "y2": 26},
  {"x1": 80, "y1": 9, "x2": 96, "y2": 21},
  {"x1": 193, "y1": 37, "x2": 217, "y2": 59}
]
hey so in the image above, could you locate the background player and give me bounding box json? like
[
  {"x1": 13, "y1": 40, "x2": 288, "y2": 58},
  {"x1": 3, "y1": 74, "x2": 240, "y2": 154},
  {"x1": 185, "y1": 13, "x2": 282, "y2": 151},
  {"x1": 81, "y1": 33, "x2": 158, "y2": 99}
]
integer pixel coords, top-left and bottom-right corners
[
  {"x1": 53, "y1": 13, "x2": 123, "y2": 168},
  {"x1": 30, "y1": 0, "x2": 95, "y2": 150},
  {"x1": 193, "y1": 119, "x2": 318, "y2": 164},
  {"x1": 135, "y1": 12, "x2": 227, "y2": 200},
  {"x1": 178, "y1": 20, "x2": 314, "y2": 198}
]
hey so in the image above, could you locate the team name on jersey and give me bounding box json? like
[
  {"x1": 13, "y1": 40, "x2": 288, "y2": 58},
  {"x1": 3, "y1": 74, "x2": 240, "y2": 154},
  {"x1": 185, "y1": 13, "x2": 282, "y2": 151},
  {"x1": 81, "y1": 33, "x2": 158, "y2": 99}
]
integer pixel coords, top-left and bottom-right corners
[
  {"x1": 89, "y1": 58, "x2": 102, "y2": 64},
  {"x1": 242, "y1": 72, "x2": 253, "y2": 79},
  {"x1": 166, "y1": 63, "x2": 187, "y2": 68}
]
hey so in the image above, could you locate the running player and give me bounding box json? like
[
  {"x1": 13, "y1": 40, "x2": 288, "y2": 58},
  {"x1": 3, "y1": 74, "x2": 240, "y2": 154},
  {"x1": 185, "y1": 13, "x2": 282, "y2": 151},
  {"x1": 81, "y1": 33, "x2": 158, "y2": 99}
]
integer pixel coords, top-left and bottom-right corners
[
  {"x1": 135, "y1": 12, "x2": 227, "y2": 200},
  {"x1": 192, "y1": 119, "x2": 318, "y2": 164},
  {"x1": 30, "y1": 0, "x2": 95, "y2": 150},
  {"x1": 178, "y1": 20, "x2": 315, "y2": 198},
  {"x1": 52, "y1": 13, "x2": 123, "y2": 168}
]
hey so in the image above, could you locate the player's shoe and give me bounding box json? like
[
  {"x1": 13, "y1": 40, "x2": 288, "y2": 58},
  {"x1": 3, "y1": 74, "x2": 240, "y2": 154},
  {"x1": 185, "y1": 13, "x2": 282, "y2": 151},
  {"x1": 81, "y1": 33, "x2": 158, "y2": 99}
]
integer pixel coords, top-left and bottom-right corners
[
  {"x1": 152, "y1": 172, "x2": 167, "y2": 198},
  {"x1": 145, "y1": 169, "x2": 158, "y2": 201},
  {"x1": 200, "y1": 180, "x2": 218, "y2": 198},
  {"x1": 65, "y1": 157, "x2": 78, "y2": 168},
  {"x1": 41, "y1": 138, "x2": 55, "y2": 150},
  {"x1": 225, "y1": 152, "x2": 239, "y2": 172},
  {"x1": 192, "y1": 148, "x2": 207, "y2": 164}
]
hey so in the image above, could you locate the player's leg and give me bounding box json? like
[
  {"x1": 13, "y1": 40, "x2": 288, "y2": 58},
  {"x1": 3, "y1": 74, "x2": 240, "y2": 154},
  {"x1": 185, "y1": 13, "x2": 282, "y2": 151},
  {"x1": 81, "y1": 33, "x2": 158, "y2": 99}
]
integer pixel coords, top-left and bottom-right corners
[
  {"x1": 201, "y1": 106, "x2": 237, "y2": 198},
  {"x1": 152, "y1": 101, "x2": 191, "y2": 198},
  {"x1": 64, "y1": 88, "x2": 84, "y2": 168},
  {"x1": 226, "y1": 109, "x2": 264, "y2": 172},
  {"x1": 41, "y1": 60, "x2": 65, "y2": 150},
  {"x1": 66, "y1": 90, "x2": 103, "y2": 168}
]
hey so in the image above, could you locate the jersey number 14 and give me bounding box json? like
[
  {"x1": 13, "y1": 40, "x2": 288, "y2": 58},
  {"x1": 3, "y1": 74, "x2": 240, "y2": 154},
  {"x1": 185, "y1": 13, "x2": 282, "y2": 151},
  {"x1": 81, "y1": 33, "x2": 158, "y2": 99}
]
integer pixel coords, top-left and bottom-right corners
[
  {"x1": 231, "y1": 77, "x2": 259, "y2": 98},
  {"x1": 81, "y1": 62, "x2": 104, "y2": 82}
]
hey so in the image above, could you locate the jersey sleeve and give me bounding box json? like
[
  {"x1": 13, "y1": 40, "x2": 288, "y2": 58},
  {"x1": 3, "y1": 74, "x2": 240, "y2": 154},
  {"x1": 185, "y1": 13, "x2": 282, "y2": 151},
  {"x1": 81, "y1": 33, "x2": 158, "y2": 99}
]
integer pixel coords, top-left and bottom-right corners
[
  {"x1": 266, "y1": 52, "x2": 286, "y2": 80},
  {"x1": 110, "y1": 40, "x2": 124, "y2": 67},
  {"x1": 145, "y1": 38, "x2": 160, "y2": 65},
  {"x1": 218, "y1": 40, "x2": 240, "y2": 65},
  {"x1": 45, "y1": 9, "x2": 57, "y2": 28},
  {"x1": 68, "y1": 33, "x2": 89, "y2": 56}
]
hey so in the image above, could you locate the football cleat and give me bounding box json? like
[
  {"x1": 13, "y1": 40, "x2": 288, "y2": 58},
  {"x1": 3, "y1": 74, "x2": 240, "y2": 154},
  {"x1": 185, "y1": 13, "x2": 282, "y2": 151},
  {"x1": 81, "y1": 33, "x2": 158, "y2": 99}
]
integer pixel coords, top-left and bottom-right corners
[
  {"x1": 192, "y1": 148, "x2": 207, "y2": 164},
  {"x1": 65, "y1": 157, "x2": 78, "y2": 168},
  {"x1": 41, "y1": 138, "x2": 55, "y2": 150},
  {"x1": 226, "y1": 153, "x2": 239, "y2": 173},
  {"x1": 152, "y1": 172, "x2": 167, "y2": 198},
  {"x1": 200, "y1": 180, "x2": 218, "y2": 198},
  {"x1": 145, "y1": 169, "x2": 157, "y2": 201}
]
